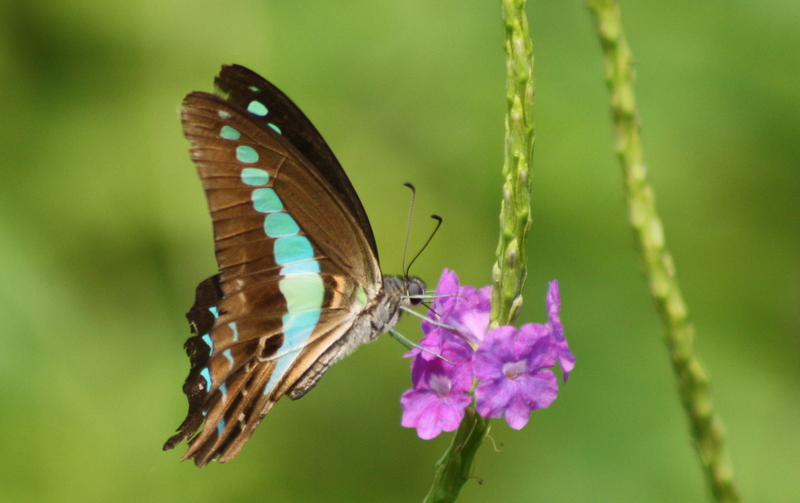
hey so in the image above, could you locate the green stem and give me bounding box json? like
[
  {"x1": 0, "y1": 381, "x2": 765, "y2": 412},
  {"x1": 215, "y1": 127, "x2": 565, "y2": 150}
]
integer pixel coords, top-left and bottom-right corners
[
  {"x1": 422, "y1": 1, "x2": 536, "y2": 501},
  {"x1": 422, "y1": 407, "x2": 490, "y2": 503},
  {"x1": 588, "y1": 2, "x2": 741, "y2": 502},
  {"x1": 491, "y1": 0, "x2": 536, "y2": 330}
]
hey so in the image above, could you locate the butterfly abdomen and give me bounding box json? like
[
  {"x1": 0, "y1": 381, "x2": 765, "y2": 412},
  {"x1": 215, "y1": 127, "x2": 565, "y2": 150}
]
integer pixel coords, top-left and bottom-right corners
[{"x1": 287, "y1": 275, "x2": 423, "y2": 399}]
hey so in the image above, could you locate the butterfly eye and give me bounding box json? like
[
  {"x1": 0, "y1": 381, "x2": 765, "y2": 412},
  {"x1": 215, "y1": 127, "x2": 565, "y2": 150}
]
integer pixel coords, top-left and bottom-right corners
[{"x1": 407, "y1": 278, "x2": 425, "y2": 306}]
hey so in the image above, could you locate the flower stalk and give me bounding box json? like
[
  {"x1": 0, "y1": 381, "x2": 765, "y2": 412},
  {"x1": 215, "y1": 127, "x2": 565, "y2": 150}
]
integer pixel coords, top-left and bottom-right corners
[
  {"x1": 588, "y1": 1, "x2": 740, "y2": 502},
  {"x1": 492, "y1": 0, "x2": 535, "y2": 329},
  {"x1": 421, "y1": 1, "x2": 536, "y2": 501},
  {"x1": 422, "y1": 406, "x2": 488, "y2": 503}
]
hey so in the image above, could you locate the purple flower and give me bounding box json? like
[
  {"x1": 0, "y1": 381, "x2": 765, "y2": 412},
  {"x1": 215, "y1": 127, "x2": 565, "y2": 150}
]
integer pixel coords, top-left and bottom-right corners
[
  {"x1": 416, "y1": 269, "x2": 492, "y2": 359},
  {"x1": 473, "y1": 324, "x2": 559, "y2": 429},
  {"x1": 400, "y1": 270, "x2": 573, "y2": 438},
  {"x1": 401, "y1": 270, "x2": 487, "y2": 439},
  {"x1": 546, "y1": 280, "x2": 575, "y2": 381},
  {"x1": 400, "y1": 351, "x2": 473, "y2": 439}
]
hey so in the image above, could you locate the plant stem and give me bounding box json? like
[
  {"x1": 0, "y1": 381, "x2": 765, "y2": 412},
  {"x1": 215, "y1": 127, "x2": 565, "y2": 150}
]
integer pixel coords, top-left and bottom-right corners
[
  {"x1": 588, "y1": 1, "x2": 741, "y2": 502},
  {"x1": 422, "y1": 407, "x2": 489, "y2": 503},
  {"x1": 491, "y1": 0, "x2": 536, "y2": 330},
  {"x1": 422, "y1": 1, "x2": 536, "y2": 501}
]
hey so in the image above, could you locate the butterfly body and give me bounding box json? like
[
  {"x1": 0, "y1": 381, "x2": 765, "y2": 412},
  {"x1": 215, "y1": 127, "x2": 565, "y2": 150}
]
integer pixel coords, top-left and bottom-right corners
[{"x1": 164, "y1": 65, "x2": 423, "y2": 467}]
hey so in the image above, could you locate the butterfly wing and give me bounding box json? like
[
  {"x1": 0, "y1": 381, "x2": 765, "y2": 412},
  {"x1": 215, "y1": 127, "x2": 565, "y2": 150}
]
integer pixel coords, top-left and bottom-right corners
[
  {"x1": 214, "y1": 64, "x2": 378, "y2": 258},
  {"x1": 164, "y1": 66, "x2": 383, "y2": 467}
]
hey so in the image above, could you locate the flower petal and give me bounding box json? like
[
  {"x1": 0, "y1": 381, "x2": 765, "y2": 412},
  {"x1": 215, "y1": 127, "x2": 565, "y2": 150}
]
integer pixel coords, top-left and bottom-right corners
[
  {"x1": 545, "y1": 280, "x2": 576, "y2": 381},
  {"x1": 514, "y1": 370, "x2": 558, "y2": 410},
  {"x1": 546, "y1": 280, "x2": 561, "y2": 321},
  {"x1": 516, "y1": 323, "x2": 557, "y2": 370},
  {"x1": 422, "y1": 270, "x2": 492, "y2": 351},
  {"x1": 503, "y1": 395, "x2": 532, "y2": 430},
  {"x1": 400, "y1": 388, "x2": 471, "y2": 439},
  {"x1": 474, "y1": 378, "x2": 515, "y2": 419},
  {"x1": 473, "y1": 326, "x2": 518, "y2": 382}
]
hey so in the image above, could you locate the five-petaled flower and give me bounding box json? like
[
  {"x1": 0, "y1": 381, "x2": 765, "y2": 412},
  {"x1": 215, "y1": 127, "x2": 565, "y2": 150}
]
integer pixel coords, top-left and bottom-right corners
[{"x1": 401, "y1": 269, "x2": 574, "y2": 439}]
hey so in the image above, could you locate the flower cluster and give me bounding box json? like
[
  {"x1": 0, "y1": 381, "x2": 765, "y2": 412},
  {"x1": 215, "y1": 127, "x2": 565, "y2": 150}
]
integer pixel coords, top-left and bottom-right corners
[{"x1": 401, "y1": 269, "x2": 575, "y2": 439}]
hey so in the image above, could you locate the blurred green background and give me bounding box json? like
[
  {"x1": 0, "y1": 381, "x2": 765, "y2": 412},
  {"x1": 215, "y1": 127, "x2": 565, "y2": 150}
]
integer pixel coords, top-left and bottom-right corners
[{"x1": 1, "y1": 0, "x2": 797, "y2": 502}]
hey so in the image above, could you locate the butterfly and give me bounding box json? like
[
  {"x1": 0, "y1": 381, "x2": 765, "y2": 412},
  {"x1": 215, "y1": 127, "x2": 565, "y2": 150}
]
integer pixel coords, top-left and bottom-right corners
[{"x1": 163, "y1": 64, "x2": 425, "y2": 467}]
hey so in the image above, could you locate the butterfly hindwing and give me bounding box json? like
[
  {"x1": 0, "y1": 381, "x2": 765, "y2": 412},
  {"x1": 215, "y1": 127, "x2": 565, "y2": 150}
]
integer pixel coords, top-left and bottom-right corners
[{"x1": 183, "y1": 313, "x2": 360, "y2": 464}]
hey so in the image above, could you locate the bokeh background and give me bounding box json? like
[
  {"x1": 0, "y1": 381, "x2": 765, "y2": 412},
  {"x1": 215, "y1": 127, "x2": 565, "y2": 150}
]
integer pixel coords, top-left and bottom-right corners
[{"x1": 1, "y1": 1, "x2": 797, "y2": 502}]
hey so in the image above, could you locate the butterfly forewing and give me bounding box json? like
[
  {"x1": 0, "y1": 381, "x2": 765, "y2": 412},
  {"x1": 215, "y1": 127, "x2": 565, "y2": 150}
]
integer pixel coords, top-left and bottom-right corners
[
  {"x1": 214, "y1": 64, "x2": 378, "y2": 259},
  {"x1": 164, "y1": 69, "x2": 384, "y2": 467}
]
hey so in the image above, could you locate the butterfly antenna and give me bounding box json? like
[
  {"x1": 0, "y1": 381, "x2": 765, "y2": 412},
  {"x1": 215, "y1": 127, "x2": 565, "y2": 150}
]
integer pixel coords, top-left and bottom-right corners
[
  {"x1": 401, "y1": 182, "x2": 417, "y2": 276},
  {"x1": 405, "y1": 214, "x2": 442, "y2": 275}
]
